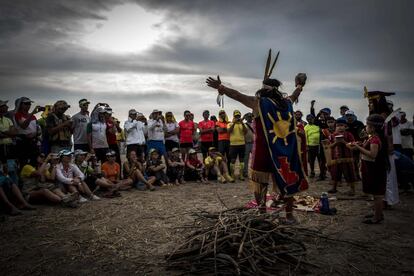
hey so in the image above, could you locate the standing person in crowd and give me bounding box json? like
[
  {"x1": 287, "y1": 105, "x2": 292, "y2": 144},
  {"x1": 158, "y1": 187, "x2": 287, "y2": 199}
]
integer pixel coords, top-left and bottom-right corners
[
  {"x1": 327, "y1": 118, "x2": 357, "y2": 195},
  {"x1": 179, "y1": 110, "x2": 195, "y2": 162},
  {"x1": 310, "y1": 100, "x2": 329, "y2": 180},
  {"x1": 124, "y1": 109, "x2": 146, "y2": 160},
  {"x1": 167, "y1": 147, "x2": 185, "y2": 185},
  {"x1": 0, "y1": 100, "x2": 16, "y2": 163},
  {"x1": 185, "y1": 148, "x2": 207, "y2": 183},
  {"x1": 190, "y1": 113, "x2": 199, "y2": 149},
  {"x1": 243, "y1": 112, "x2": 254, "y2": 178},
  {"x1": 339, "y1": 105, "x2": 349, "y2": 120},
  {"x1": 37, "y1": 106, "x2": 52, "y2": 154},
  {"x1": 46, "y1": 100, "x2": 72, "y2": 153},
  {"x1": 123, "y1": 150, "x2": 156, "y2": 191},
  {"x1": 147, "y1": 109, "x2": 167, "y2": 160},
  {"x1": 348, "y1": 114, "x2": 389, "y2": 224},
  {"x1": 198, "y1": 110, "x2": 215, "y2": 159},
  {"x1": 305, "y1": 114, "x2": 321, "y2": 178},
  {"x1": 227, "y1": 110, "x2": 247, "y2": 181},
  {"x1": 296, "y1": 115, "x2": 308, "y2": 176},
  {"x1": 72, "y1": 99, "x2": 91, "y2": 152},
  {"x1": 146, "y1": 148, "x2": 169, "y2": 186},
  {"x1": 104, "y1": 107, "x2": 122, "y2": 165},
  {"x1": 400, "y1": 111, "x2": 414, "y2": 159},
  {"x1": 56, "y1": 150, "x2": 99, "y2": 203},
  {"x1": 345, "y1": 110, "x2": 365, "y2": 179},
  {"x1": 294, "y1": 110, "x2": 307, "y2": 126},
  {"x1": 101, "y1": 150, "x2": 133, "y2": 190},
  {"x1": 216, "y1": 110, "x2": 230, "y2": 165},
  {"x1": 164, "y1": 111, "x2": 180, "y2": 154},
  {"x1": 387, "y1": 100, "x2": 402, "y2": 153},
  {"x1": 87, "y1": 107, "x2": 109, "y2": 162},
  {"x1": 12, "y1": 97, "x2": 41, "y2": 166},
  {"x1": 210, "y1": 115, "x2": 219, "y2": 149}
]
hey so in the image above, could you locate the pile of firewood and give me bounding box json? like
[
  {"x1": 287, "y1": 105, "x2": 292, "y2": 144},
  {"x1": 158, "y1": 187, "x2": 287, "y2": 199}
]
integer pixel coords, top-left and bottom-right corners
[{"x1": 165, "y1": 207, "x2": 318, "y2": 275}]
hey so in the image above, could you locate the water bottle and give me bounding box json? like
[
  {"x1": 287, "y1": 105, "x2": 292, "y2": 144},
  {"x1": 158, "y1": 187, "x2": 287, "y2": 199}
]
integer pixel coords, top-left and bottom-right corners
[{"x1": 320, "y1": 192, "x2": 330, "y2": 213}]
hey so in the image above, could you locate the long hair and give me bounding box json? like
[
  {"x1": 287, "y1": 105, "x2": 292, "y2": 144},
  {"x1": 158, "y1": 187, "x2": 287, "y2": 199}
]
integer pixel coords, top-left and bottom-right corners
[
  {"x1": 366, "y1": 114, "x2": 390, "y2": 171},
  {"x1": 256, "y1": 78, "x2": 287, "y2": 110}
]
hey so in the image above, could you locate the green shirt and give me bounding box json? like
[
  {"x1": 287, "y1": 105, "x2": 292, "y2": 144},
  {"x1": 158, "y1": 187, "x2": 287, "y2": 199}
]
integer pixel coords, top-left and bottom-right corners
[
  {"x1": 0, "y1": 116, "x2": 13, "y2": 145},
  {"x1": 304, "y1": 124, "x2": 320, "y2": 146}
]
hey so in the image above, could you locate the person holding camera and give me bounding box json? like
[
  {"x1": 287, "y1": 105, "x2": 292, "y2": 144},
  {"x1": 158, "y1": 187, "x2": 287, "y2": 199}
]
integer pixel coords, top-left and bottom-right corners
[
  {"x1": 72, "y1": 99, "x2": 91, "y2": 152},
  {"x1": 12, "y1": 97, "x2": 42, "y2": 166},
  {"x1": 147, "y1": 109, "x2": 167, "y2": 159},
  {"x1": 227, "y1": 110, "x2": 247, "y2": 181},
  {"x1": 46, "y1": 100, "x2": 73, "y2": 153}
]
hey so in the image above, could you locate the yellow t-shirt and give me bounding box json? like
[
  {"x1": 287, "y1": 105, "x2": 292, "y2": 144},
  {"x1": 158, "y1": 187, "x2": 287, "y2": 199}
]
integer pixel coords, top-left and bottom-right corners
[
  {"x1": 227, "y1": 122, "x2": 245, "y2": 146},
  {"x1": 20, "y1": 165, "x2": 36, "y2": 179},
  {"x1": 0, "y1": 116, "x2": 13, "y2": 145}
]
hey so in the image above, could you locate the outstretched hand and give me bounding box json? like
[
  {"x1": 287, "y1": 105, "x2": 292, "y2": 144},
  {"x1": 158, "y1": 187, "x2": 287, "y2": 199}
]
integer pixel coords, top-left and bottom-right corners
[{"x1": 206, "y1": 75, "x2": 221, "y2": 89}]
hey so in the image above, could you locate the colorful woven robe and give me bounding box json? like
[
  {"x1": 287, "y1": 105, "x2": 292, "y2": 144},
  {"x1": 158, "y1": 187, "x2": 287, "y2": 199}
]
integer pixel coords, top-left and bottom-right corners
[{"x1": 258, "y1": 97, "x2": 309, "y2": 196}]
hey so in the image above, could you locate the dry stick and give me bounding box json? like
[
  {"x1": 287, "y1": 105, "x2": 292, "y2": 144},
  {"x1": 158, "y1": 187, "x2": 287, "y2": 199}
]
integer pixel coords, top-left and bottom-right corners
[{"x1": 237, "y1": 221, "x2": 250, "y2": 258}]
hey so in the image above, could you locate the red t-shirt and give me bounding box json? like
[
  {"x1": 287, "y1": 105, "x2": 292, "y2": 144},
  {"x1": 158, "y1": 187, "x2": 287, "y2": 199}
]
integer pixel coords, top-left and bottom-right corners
[
  {"x1": 106, "y1": 119, "x2": 117, "y2": 145},
  {"x1": 198, "y1": 120, "x2": 215, "y2": 142},
  {"x1": 179, "y1": 120, "x2": 195, "y2": 143},
  {"x1": 329, "y1": 131, "x2": 355, "y2": 159},
  {"x1": 186, "y1": 158, "x2": 202, "y2": 168}
]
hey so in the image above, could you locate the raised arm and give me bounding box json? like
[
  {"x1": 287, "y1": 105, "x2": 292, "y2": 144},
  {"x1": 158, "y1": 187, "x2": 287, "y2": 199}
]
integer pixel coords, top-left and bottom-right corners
[{"x1": 206, "y1": 76, "x2": 256, "y2": 109}]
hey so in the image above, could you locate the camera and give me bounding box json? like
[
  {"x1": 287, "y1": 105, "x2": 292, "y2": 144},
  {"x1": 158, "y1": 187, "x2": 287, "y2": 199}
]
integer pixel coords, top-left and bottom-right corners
[{"x1": 38, "y1": 106, "x2": 46, "y2": 112}]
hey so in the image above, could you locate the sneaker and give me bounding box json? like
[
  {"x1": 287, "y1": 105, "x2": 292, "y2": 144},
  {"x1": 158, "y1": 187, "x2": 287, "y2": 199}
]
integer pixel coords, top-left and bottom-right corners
[
  {"x1": 90, "y1": 195, "x2": 101, "y2": 201},
  {"x1": 79, "y1": 196, "x2": 88, "y2": 203}
]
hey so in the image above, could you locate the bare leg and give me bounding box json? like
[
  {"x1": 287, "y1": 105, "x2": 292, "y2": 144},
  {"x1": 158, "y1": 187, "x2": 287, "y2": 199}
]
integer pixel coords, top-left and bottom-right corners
[
  {"x1": 373, "y1": 196, "x2": 384, "y2": 221},
  {"x1": 254, "y1": 183, "x2": 268, "y2": 213},
  {"x1": 80, "y1": 182, "x2": 93, "y2": 197},
  {"x1": 95, "y1": 178, "x2": 115, "y2": 189},
  {"x1": 9, "y1": 184, "x2": 34, "y2": 209},
  {"x1": 0, "y1": 186, "x2": 22, "y2": 215},
  {"x1": 52, "y1": 188, "x2": 66, "y2": 198},
  {"x1": 284, "y1": 197, "x2": 295, "y2": 221},
  {"x1": 29, "y1": 189, "x2": 61, "y2": 204}
]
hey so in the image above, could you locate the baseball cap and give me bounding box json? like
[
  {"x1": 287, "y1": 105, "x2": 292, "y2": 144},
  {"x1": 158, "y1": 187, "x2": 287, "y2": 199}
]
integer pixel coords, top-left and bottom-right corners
[
  {"x1": 79, "y1": 99, "x2": 90, "y2": 105},
  {"x1": 345, "y1": 110, "x2": 355, "y2": 116},
  {"x1": 336, "y1": 118, "x2": 347, "y2": 125},
  {"x1": 97, "y1": 107, "x2": 106, "y2": 113},
  {"x1": 340, "y1": 105, "x2": 349, "y2": 110},
  {"x1": 233, "y1": 110, "x2": 241, "y2": 116},
  {"x1": 320, "y1": 108, "x2": 331, "y2": 115},
  {"x1": 0, "y1": 100, "x2": 8, "y2": 107},
  {"x1": 149, "y1": 148, "x2": 158, "y2": 155},
  {"x1": 188, "y1": 149, "x2": 197, "y2": 154},
  {"x1": 129, "y1": 109, "x2": 137, "y2": 115},
  {"x1": 20, "y1": 97, "x2": 33, "y2": 103},
  {"x1": 219, "y1": 110, "x2": 226, "y2": 114},
  {"x1": 208, "y1": 147, "x2": 217, "y2": 151},
  {"x1": 104, "y1": 107, "x2": 113, "y2": 114},
  {"x1": 106, "y1": 150, "x2": 116, "y2": 156},
  {"x1": 58, "y1": 149, "x2": 73, "y2": 157},
  {"x1": 171, "y1": 147, "x2": 179, "y2": 152},
  {"x1": 74, "y1": 149, "x2": 88, "y2": 156},
  {"x1": 152, "y1": 109, "x2": 161, "y2": 114}
]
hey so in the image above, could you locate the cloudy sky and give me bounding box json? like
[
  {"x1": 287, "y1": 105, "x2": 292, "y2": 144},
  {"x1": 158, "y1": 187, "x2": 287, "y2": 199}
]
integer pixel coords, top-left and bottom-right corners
[{"x1": 1, "y1": 0, "x2": 413, "y2": 122}]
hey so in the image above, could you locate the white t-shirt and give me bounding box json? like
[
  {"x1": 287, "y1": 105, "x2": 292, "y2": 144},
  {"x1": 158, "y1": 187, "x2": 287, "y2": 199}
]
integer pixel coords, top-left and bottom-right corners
[
  {"x1": 400, "y1": 121, "x2": 414, "y2": 149},
  {"x1": 147, "y1": 119, "x2": 165, "y2": 141},
  {"x1": 72, "y1": 112, "x2": 90, "y2": 145},
  {"x1": 91, "y1": 122, "x2": 108, "y2": 149},
  {"x1": 165, "y1": 122, "x2": 179, "y2": 142},
  {"x1": 124, "y1": 119, "x2": 146, "y2": 145}
]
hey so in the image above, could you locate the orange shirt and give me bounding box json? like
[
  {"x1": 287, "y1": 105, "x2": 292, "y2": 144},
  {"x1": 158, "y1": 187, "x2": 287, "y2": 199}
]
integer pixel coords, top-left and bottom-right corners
[
  {"x1": 101, "y1": 162, "x2": 120, "y2": 182},
  {"x1": 216, "y1": 121, "x2": 230, "y2": 141}
]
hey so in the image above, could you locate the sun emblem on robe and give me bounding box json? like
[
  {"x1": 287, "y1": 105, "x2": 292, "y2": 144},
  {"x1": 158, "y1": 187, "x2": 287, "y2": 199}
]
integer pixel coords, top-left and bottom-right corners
[{"x1": 267, "y1": 111, "x2": 294, "y2": 145}]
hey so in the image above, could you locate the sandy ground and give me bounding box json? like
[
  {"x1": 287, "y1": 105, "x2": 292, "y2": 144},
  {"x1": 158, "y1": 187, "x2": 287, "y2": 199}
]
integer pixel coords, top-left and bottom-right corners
[{"x1": 1, "y1": 177, "x2": 414, "y2": 275}]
